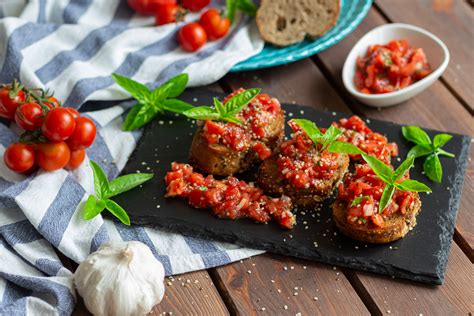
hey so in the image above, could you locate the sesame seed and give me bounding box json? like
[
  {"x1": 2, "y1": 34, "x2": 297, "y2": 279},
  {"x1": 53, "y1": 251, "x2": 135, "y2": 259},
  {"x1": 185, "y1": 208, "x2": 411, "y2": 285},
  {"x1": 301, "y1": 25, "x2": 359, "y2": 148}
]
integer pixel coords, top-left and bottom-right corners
[
  {"x1": 313, "y1": 296, "x2": 318, "y2": 301},
  {"x1": 283, "y1": 305, "x2": 288, "y2": 310},
  {"x1": 247, "y1": 270, "x2": 252, "y2": 274}
]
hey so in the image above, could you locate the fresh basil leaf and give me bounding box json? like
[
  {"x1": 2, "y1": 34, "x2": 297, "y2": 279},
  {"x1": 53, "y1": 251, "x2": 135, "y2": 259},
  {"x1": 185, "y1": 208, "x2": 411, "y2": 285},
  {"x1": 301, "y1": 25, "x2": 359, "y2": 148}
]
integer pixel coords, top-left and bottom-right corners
[
  {"x1": 379, "y1": 184, "x2": 395, "y2": 213},
  {"x1": 106, "y1": 173, "x2": 154, "y2": 198},
  {"x1": 90, "y1": 161, "x2": 109, "y2": 198},
  {"x1": 392, "y1": 155, "x2": 414, "y2": 181},
  {"x1": 402, "y1": 126, "x2": 432, "y2": 146},
  {"x1": 433, "y1": 133, "x2": 452, "y2": 149},
  {"x1": 407, "y1": 144, "x2": 432, "y2": 158},
  {"x1": 395, "y1": 179, "x2": 431, "y2": 193},
  {"x1": 160, "y1": 73, "x2": 188, "y2": 98},
  {"x1": 123, "y1": 103, "x2": 144, "y2": 131},
  {"x1": 424, "y1": 154, "x2": 442, "y2": 183},
  {"x1": 125, "y1": 103, "x2": 161, "y2": 131},
  {"x1": 161, "y1": 99, "x2": 194, "y2": 113},
  {"x1": 437, "y1": 148, "x2": 455, "y2": 158},
  {"x1": 183, "y1": 106, "x2": 220, "y2": 120},
  {"x1": 112, "y1": 73, "x2": 150, "y2": 103},
  {"x1": 226, "y1": 0, "x2": 238, "y2": 24},
  {"x1": 224, "y1": 88, "x2": 260, "y2": 115},
  {"x1": 361, "y1": 154, "x2": 393, "y2": 184},
  {"x1": 237, "y1": 0, "x2": 257, "y2": 16},
  {"x1": 327, "y1": 141, "x2": 364, "y2": 155},
  {"x1": 321, "y1": 125, "x2": 342, "y2": 150},
  {"x1": 222, "y1": 115, "x2": 243, "y2": 125},
  {"x1": 351, "y1": 196, "x2": 369, "y2": 207},
  {"x1": 214, "y1": 97, "x2": 226, "y2": 116},
  {"x1": 292, "y1": 119, "x2": 323, "y2": 144},
  {"x1": 150, "y1": 82, "x2": 171, "y2": 105},
  {"x1": 105, "y1": 199, "x2": 131, "y2": 225},
  {"x1": 83, "y1": 196, "x2": 106, "y2": 220}
]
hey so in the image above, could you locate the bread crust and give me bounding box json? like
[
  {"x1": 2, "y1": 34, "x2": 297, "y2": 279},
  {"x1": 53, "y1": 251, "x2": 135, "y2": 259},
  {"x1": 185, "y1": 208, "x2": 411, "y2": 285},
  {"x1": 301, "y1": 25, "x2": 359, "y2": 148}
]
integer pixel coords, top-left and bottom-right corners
[
  {"x1": 257, "y1": 152, "x2": 349, "y2": 208},
  {"x1": 256, "y1": 0, "x2": 340, "y2": 46},
  {"x1": 189, "y1": 111, "x2": 285, "y2": 176},
  {"x1": 332, "y1": 194, "x2": 422, "y2": 244}
]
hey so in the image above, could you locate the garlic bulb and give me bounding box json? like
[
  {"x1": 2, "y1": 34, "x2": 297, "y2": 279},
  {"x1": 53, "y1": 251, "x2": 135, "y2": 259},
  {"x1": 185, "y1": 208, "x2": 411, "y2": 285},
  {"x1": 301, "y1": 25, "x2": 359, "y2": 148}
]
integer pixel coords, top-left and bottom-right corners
[{"x1": 74, "y1": 241, "x2": 165, "y2": 316}]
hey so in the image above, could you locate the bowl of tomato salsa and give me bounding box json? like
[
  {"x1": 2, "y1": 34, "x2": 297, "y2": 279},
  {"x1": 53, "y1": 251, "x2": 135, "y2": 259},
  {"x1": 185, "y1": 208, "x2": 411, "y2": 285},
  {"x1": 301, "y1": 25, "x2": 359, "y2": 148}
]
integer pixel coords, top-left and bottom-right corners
[{"x1": 342, "y1": 23, "x2": 449, "y2": 107}]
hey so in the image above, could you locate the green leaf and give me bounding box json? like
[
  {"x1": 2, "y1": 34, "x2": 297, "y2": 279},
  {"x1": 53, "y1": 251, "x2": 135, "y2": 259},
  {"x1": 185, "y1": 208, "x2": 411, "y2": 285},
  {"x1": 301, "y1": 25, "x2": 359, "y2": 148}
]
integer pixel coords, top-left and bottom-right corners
[
  {"x1": 221, "y1": 115, "x2": 243, "y2": 125},
  {"x1": 105, "y1": 199, "x2": 131, "y2": 225},
  {"x1": 351, "y1": 196, "x2": 369, "y2": 207},
  {"x1": 150, "y1": 82, "x2": 171, "y2": 105},
  {"x1": 392, "y1": 155, "x2": 415, "y2": 181},
  {"x1": 402, "y1": 126, "x2": 432, "y2": 146},
  {"x1": 407, "y1": 144, "x2": 433, "y2": 158},
  {"x1": 395, "y1": 179, "x2": 432, "y2": 193},
  {"x1": 183, "y1": 106, "x2": 220, "y2": 120},
  {"x1": 83, "y1": 196, "x2": 106, "y2": 220},
  {"x1": 424, "y1": 154, "x2": 443, "y2": 183},
  {"x1": 437, "y1": 148, "x2": 455, "y2": 158},
  {"x1": 379, "y1": 184, "x2": 395, "y2": 213},
  {"x1": 226, "y1": 0, "x2": 238, "y2": 24},
  {"x1": 433, "y1": 133, "x2": 452, "y2": 149},
  {"x1": 236, "y1": 0, "x2": 257, "y2": 16},
  {"x1": 112, "y1": 73, "x2": 150, "y2": 103},
  {"x1": 361, "y1": 154, "x2": 394, "y2": 184},
  {"x1": 327, "y1": 141, "x2": 365, "y2": 155},
  {"x1": 123, "y1": 103, "x2": 144, "y2": 131},
  {"x1": 213, "y1": 98, "x2": 226, "y2": 116},
  {"x1": 90, "y1": 161, "x2": 109, "y2": 199},
  {"x1": 160, "y1": 73, "x2": 188, "y2": 98},
  {"x1": 161, "y1": 99, "x2": 194, "y2": 113},
  {"x1": 106, "y1": 173, "x2": 154, "y2": 198},
  {"x1": 321, "y1": 125, "x2": 342, "y2": 150},
  {"x1": 224, "y1": 88, "x2": 260, "y2": 115},
  {"x1": 125, "y1": 103, "x2": 161, "y2": 131},
  {"x1": 292, "y1": 119, "x2": 323, "y2": 145}
]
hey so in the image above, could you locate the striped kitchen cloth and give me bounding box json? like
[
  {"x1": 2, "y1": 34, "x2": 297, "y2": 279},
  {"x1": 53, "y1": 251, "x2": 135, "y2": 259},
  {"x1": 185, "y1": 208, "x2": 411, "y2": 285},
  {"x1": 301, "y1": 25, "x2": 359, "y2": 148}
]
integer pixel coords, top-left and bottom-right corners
[{"x1": 0, "y1": 0, "x2": 264, "y2": 315}]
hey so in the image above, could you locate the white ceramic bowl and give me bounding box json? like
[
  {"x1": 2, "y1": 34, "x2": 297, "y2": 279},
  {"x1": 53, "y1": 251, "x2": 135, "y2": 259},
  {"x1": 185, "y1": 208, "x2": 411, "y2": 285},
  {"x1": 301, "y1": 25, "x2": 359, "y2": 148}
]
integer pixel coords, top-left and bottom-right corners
[{"x1": 342, "y1": 23, "x2": 450, "y2": 107}]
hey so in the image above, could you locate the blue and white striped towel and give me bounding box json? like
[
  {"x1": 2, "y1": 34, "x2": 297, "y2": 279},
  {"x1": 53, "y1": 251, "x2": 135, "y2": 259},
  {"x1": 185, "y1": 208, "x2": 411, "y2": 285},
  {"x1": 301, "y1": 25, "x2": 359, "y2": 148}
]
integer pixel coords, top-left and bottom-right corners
[{"x1": 0, "y1": 1, "x2": 264, "y2": 314}]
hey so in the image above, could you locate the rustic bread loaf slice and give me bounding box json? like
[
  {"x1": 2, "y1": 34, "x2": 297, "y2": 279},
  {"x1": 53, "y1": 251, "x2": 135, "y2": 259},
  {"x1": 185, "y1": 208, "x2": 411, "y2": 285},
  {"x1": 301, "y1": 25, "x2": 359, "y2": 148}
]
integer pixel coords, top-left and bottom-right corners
[{"x1": 256, "y1": 0, "x2": 340, "y2": 46}]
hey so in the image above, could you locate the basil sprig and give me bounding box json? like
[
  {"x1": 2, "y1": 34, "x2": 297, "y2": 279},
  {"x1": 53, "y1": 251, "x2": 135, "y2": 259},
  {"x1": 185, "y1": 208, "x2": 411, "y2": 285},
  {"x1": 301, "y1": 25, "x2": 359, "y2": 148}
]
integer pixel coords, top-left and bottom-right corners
[
  {"x1": 351, "y1": 196, "x2": 370, "y2": 207},
  {"x1": 226, "y1": 0, "x2": 258, "y2": 24},
  {"x1": 183, "y1": 88, "x2": 260, "y2": 124},
  {"x1": 112, "y1": 73, "x2": 193, "y2": 131},
  {"x1": 292, "y1": 119, "x2": 343, "y2": 152},
  {"x1": 328, "y1": 142, "x2": 431, "y2": 212},
  {"x1": 402, "y1": 126, "x2": 455, "y2": 183},
  {"x1": 84, "y1": 161, "x2": 153, "y2": 225}
]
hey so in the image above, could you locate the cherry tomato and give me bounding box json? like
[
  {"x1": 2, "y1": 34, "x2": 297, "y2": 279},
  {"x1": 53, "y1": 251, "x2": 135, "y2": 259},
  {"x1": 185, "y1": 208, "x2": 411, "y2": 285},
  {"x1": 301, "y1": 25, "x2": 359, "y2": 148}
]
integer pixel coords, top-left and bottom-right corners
[
  {"x1": 42, "y1": 108, "x2": 76, "y2": 142},
  {"x1": 65, "y1": 107, "x2": 80, "y2": 120},
  {"x1": 4, "y1": 143, "x2": 35, "y2": 173},
  {"x1": 36, "y1": 142, "x2": 71, "y2": 171},
  {"x1": 66, "y1": 116, "x2": 97, "y2": 150},
  {"x1": 15, "y1": 102, "x2": 44, "y2": 131},
  {"x1": 0, "y1": 86, "x2": 26, "y2": 119},
  {"x1": 44, "y1": 96, "x2": 61, "y2": 109},
  {"x1": 199, "y1": 8, "x2": 230, "y2": 40},
  {"x1": 65, "y1": 149, "x2": 86, "y2": 170},
  {"x1": 178, "y1": 23, "x2": 207, "y2": 52},
  {"x1": 127, "y1": 0, "x2": 176, "y2": 15},
  {"x1": 181, "y1": 0, "x2": 210, "y2": 12},
  {"x1": 155, "y1": 3, "x2": 179, "y2": 25}
]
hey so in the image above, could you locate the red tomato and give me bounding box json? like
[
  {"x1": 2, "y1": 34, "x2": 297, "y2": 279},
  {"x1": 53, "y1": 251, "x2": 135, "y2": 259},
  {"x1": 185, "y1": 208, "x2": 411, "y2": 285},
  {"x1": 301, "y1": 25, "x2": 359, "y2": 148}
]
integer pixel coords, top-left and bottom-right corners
[
  {"x1": 199, "y1": 8, "x2": 230, "y2": 40},
  {"x1": 44, "y1": 96, "x2": 61, "y2": 109},
  {"x1": 178, "y1": 23, "x2": 207, "y2": 52},
  {"x1": 0, "y1": 86, "x2": 26, "y2": 119},
  {"x1": 65, "y1": 107, "x2": 80, "y2": 120},
  {"x1": 155, "y1": 3, "x2": 179, "y2": 25},
  {"x1": 15, "y1": 102, "x2": 44, "y2": 131},
  {"x1": 4, "y1": 143, "x2": 35, "y2": 173},
  {"x1": 36, "y1": 142, "x2": 71, "y2": 171},
  {"x1": 181, "y1": 0, "x2": 210, "y2": 12},
  {"x1": 42, "y1": 108, "x2": 76, "y2": 142},
  {"x1": 66, "y1": 116, "x2": 97, "y2": 150},
  {"x1": 65, "y1": 149, "x2": 86, "y2": 170},
  {"x1": 127, "y1": 0, "x2": 176, "y2": 15}
]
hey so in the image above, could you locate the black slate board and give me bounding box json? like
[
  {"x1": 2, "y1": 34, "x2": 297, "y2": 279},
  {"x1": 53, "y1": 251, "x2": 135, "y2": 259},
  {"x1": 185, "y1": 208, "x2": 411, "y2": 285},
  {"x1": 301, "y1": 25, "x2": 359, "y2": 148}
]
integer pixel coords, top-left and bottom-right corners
[{"x1": 113, "y1": 89, "x2": 471, "y2": 284}]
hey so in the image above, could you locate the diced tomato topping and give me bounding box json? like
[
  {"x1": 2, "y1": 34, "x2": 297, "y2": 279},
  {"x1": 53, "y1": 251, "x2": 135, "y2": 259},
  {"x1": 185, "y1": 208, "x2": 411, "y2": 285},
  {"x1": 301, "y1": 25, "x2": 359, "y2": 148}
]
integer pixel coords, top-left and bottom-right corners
[{"x1": 252, "y1": 143, "x2": 272, "y2": 160}]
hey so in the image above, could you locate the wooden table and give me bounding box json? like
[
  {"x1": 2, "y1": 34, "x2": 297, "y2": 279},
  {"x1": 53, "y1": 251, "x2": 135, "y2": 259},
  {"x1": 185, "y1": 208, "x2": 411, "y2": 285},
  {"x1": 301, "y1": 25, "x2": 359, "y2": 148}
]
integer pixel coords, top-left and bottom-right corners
[{"x1": 73, "y1": 1, "x2": 474, "y2": 315}]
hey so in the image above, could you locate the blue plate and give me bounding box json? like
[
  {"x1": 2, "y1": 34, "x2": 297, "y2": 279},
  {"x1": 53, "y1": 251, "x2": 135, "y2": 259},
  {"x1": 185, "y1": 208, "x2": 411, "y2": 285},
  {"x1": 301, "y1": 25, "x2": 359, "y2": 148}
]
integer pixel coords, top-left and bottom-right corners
[{"x1": 231, "y1": 0, "x2": 372, "y2": 72}]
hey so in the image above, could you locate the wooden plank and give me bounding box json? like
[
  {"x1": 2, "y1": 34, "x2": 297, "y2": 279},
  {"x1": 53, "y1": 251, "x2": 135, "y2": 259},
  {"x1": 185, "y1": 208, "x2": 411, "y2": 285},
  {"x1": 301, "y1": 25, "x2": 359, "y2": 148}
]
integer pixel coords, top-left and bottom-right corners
[
  {"x1": 316, "y1": 7, "x2": 474, "y2": 255},
  {"x1": 375, "y1": 0, "x2": 474, "y2": 112},
  {"x1": 212, "y1": 253, "x2": 370, "y2": 315}
]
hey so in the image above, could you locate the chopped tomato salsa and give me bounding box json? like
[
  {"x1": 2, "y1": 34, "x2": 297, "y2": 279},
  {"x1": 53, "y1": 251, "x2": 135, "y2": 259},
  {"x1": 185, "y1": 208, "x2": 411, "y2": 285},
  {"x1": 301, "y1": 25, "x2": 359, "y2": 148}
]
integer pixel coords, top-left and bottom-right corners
[
  {"x1": 334, "y1": 115, "x2": 398, "y2": 164},
  {"x1": 201, "y1": 88, "x2": 282, "y2": 158},
  {"x1": 337, "y1": 163, "x2": 416, "y2": 228},
  {"x1": 165, "y1": 162, "x2": 296, "y2": 229},
  {"x1": 355, "y1": 39, "x2": 432, "y2": 94}
]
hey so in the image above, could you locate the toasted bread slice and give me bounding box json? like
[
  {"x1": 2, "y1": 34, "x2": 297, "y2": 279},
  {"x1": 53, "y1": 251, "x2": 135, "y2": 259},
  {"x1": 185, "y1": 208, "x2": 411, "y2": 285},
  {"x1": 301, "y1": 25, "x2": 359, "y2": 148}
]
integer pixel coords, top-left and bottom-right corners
[
  {"x1": 189, "y1": 110, "x2": 285, "y2": 176},
  {"x1": 332, "y1": 194, "x2": 422, "y2": 244},
  {"x1": 256, "y1": 0, "x2": 340, "y2": 46},
  {"x1": 257, "y1": 152, "x2": 349, "y2": 208}
]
